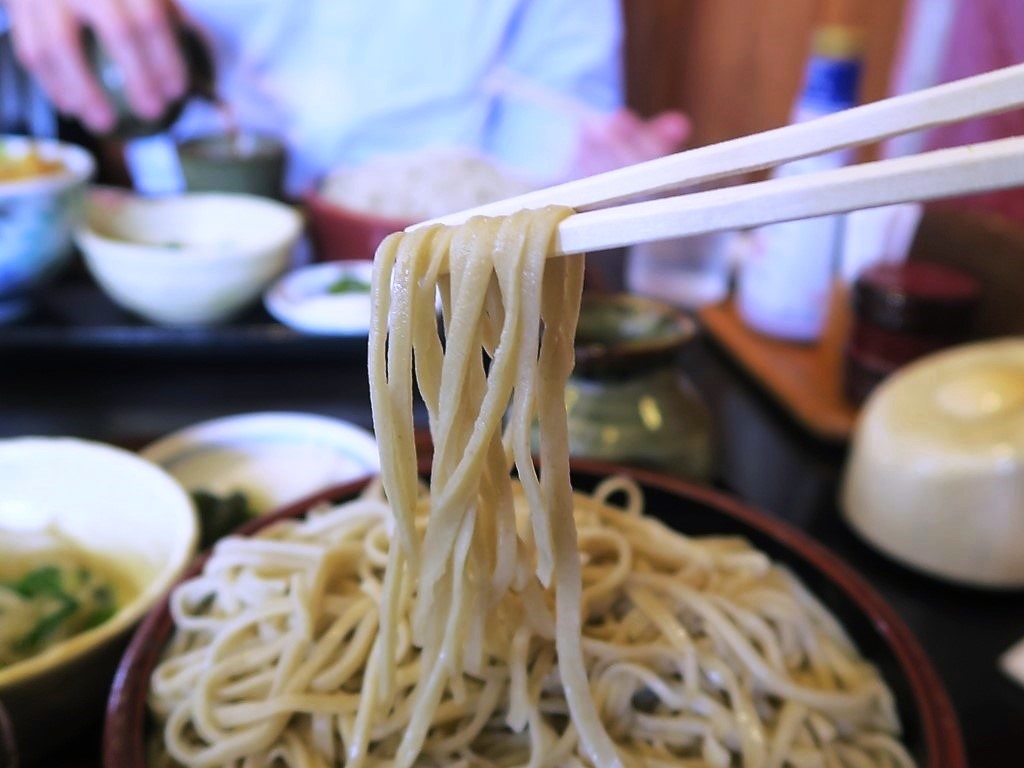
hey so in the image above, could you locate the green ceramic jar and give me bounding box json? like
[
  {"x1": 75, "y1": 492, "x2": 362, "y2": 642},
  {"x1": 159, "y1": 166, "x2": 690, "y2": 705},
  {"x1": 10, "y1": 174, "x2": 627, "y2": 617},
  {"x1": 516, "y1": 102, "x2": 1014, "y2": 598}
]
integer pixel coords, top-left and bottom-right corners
[
  {"x1": 177, "y1": 133, "x2": 286, "y2": 198},
  {"x1": 564, "y1": 294, "x2": 713, "y2": 482}
]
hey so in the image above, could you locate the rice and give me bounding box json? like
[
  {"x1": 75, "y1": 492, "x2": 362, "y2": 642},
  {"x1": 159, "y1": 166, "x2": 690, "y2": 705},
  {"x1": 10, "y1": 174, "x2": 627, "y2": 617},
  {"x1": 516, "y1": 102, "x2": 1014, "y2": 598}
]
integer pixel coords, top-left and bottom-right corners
[{"x1": 319, "y1": 147, "x2": 533, "y2": 220}]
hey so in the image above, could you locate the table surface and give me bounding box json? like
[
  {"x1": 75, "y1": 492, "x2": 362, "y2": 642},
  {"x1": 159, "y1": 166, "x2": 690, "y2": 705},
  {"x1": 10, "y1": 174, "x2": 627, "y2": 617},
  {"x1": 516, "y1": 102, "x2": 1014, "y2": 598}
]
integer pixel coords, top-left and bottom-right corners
[{"x1": 3, "y1": 324, "x2": 1022, "y2": 767}]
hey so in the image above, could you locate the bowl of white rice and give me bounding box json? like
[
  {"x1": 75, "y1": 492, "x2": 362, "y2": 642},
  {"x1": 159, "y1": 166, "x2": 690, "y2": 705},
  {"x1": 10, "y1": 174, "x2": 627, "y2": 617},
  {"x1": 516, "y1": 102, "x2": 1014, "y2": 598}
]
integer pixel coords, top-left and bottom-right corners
[{"x1": 306, "y1": 147, "x2": 533, "y2": 261}]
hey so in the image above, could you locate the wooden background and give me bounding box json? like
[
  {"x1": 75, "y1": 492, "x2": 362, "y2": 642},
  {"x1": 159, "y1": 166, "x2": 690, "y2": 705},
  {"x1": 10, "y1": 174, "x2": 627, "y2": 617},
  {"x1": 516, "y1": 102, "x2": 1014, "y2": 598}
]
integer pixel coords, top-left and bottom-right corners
[
  {"x1": 621, "y1": 0, "x2": 1024, "y2": 336},
  {"x1": 622, "y1": 0, "x2": 908, "y2": 150}
]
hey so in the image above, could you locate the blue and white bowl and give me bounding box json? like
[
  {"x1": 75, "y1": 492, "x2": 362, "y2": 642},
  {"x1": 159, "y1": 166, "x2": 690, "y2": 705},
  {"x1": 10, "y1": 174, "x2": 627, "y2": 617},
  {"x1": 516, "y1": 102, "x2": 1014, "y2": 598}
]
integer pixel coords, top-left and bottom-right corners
[{"x1": 0, "y1": 136, "x2": 95, "y2": 322}]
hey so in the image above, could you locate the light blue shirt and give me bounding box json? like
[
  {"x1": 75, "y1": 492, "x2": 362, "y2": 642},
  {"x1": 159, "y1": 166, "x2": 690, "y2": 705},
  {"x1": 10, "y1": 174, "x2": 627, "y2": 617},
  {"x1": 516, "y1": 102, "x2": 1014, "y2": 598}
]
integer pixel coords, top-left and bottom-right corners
[{"x1": 129, "y1": 0, "x2": 623, "y2": 195}]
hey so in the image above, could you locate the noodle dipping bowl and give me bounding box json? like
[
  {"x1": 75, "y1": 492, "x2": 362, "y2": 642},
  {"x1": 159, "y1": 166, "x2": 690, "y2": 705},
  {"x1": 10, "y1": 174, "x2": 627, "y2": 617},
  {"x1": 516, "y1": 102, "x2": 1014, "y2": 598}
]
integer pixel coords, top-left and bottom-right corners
[
  {"x1": 105, "y1": 461, "x2": 963, "y2": 768},
  {"x1": 0, "y1": 437, "x2": 197, "y2": 765},
  {"x1": 76, "y1": 189, "x2": 303, "y2": 326}
]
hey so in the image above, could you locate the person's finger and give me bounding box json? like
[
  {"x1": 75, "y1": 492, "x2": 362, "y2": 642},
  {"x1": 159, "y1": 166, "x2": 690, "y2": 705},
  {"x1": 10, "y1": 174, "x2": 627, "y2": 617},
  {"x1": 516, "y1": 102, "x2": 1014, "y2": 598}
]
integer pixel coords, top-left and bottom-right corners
[
  {"x1": 7, "y1": 0, "x2": 64, "y2": 105},
  {"x1": 613, "y1": 110, "x2": 659, "y2": 150},
  {"x1": 72, "y1": 0, "x2": 168, "y2": 119},
  {"x1": 647, "y1": 111, "x2": 691, "y2": 151},
  {"x1": 604, "y1": 109, "x2": 645, "y2": 139},
  {"x1": 607, "y1": 109, "x2": 690, "y2": 163},
  {"x1": 569, "y1": 108, "x2": 691, "y2": 180},
  {"x1": 32, "y1": 2, "x2": 115, "y2": 130},
  {"x1": 8, "y1": 1, "x2": 42, "y2": 74},
  {"x1": 122, "y1": 0, "x2": 186, "y2": 101},
  {"x1": 599, "y1": 109, "x2": 662, "y2": 165}
]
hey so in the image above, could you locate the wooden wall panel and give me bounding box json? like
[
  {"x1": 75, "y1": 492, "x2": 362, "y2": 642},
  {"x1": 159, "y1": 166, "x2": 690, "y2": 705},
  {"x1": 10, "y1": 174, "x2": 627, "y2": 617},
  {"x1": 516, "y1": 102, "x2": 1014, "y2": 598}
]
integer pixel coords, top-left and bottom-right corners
[{"x1": 622, "y1": 0, "x2": 908, "y2": 153}]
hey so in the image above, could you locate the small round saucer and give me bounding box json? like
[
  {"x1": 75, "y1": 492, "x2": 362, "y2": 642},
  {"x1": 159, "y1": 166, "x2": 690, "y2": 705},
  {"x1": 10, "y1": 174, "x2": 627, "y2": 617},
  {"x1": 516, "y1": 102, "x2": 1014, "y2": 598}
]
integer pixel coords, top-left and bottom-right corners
[{"x1": 264, "y1": 261, "x2": 374, "y2": 336}]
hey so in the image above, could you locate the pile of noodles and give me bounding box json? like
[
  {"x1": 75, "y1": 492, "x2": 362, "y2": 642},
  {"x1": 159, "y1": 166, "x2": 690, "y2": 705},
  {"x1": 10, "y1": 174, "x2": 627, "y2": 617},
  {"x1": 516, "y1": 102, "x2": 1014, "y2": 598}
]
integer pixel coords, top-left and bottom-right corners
[{"x1": 149, "y1": 208, "x2": 914, "y2": 767}]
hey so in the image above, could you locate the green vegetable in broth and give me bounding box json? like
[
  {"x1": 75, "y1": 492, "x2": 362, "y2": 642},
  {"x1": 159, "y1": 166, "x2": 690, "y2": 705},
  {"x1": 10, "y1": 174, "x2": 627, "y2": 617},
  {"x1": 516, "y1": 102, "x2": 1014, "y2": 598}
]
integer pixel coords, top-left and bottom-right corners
[{"x1": 0, "y1": 562, "x2": 118, "y2": 667}]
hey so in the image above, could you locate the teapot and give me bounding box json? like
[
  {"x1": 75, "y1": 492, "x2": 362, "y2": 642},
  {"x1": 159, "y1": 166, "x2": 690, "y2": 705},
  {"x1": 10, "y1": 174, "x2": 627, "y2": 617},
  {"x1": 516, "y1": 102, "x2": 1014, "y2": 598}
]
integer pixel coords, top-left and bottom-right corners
[{"x1": 83, "y1": 25, "x2": 216, "y2": 138}]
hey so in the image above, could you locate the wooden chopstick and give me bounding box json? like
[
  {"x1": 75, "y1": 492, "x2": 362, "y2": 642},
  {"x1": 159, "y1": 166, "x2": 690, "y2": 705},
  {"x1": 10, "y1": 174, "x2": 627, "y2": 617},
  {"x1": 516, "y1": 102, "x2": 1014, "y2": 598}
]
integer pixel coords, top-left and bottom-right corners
[
  {"x1": 554, "y1": 134, "x2": 1024, "y2": 255},
  {"x1": 414, "y1": 62, "x2": 1024, "y2": 229}
]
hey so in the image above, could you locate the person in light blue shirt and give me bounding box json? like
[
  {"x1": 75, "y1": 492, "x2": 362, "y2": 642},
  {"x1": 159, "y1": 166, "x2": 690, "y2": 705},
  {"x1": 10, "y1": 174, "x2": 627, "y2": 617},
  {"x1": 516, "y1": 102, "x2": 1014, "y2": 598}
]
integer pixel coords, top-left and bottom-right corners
[{"x1": 7, "y1": 0, "x2": 689, "y2": 195}]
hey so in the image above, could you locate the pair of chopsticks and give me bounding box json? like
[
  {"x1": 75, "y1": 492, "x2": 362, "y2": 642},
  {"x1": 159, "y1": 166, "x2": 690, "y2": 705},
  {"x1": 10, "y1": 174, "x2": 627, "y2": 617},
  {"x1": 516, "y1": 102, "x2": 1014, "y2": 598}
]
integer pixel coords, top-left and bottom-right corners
[{"x1": 412, "y1": 63, "x2": 1024, "y2": 256}]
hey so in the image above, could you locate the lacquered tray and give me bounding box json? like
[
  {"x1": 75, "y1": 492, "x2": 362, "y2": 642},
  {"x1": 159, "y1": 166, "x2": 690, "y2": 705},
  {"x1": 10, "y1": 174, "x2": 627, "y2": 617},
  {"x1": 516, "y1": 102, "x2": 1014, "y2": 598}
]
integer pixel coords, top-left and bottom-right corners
[{"x1": 3, "y1": 266, "x2": 365, "y2": 362}]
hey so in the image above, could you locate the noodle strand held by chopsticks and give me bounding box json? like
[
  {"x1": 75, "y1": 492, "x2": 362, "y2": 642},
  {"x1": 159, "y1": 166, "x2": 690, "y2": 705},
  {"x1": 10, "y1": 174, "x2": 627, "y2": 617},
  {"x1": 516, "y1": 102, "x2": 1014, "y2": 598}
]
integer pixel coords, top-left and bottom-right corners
[
  {"x1": 150, "y1": 207, "x2": 915, "y2": 768},
  {"x1": 372, "y1": 206, "x2": 621, "y2": 766}
]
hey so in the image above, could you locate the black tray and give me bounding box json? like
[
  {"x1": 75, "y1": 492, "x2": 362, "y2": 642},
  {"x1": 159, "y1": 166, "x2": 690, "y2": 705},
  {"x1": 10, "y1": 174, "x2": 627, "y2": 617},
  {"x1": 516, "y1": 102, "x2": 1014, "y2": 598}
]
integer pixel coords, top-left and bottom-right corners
[{"x1": 4, "y1": 263, "x2": 367, "y2": 362}]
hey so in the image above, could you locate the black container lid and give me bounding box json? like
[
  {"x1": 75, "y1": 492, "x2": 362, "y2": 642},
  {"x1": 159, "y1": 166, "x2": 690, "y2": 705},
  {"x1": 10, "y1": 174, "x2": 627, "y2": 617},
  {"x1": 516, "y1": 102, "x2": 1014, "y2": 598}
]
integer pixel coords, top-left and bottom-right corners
[{"x1": 852, "y1": 260, "x2": 981, "y2": 336}]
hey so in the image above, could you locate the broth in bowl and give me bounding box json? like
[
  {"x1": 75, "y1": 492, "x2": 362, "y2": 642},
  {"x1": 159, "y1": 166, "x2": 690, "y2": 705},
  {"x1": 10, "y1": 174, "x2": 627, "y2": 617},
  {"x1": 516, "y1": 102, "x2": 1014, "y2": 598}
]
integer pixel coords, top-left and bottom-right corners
[
  {"x1": 0, "y1": 147, "x2": 65, "y2": 182},
  {"x1": 0, "y1": 529, "x2": 126, "y2": 669}
]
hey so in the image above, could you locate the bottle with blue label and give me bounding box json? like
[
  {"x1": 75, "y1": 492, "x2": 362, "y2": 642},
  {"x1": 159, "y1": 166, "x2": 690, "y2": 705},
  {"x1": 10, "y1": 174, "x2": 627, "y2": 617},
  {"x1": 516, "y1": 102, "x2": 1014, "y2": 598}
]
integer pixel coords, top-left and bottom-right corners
[{"x1": 737, "y1": 25, "x2": 865, "y2": 342}]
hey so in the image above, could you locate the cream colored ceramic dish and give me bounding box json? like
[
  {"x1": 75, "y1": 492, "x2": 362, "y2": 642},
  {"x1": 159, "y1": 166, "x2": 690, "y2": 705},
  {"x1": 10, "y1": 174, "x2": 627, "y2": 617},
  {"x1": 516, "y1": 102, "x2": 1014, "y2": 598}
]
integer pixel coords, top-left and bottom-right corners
[
  {"x1": 0, "y1": 437, "x2": 197, "y2": 761},
  {"x1": 841, "y1": 338, "x2": 1024, "y2": 588},
  {"x1": 140, "y1": 412, "x2": 380, "y2": 514},
  {"x1": 76, "y1": 189, "x2": 303, "y2": 326}
]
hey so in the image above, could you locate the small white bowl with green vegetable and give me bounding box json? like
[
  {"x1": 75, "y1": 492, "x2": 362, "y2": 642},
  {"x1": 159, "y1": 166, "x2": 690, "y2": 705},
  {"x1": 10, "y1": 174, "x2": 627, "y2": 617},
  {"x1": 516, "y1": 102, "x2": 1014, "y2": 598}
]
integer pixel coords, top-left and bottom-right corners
[
  {"x1": 264, "y1": 260, "x2": 376, "y2": 335},
  {"x1": 0, "y1": 437, "x2": 197, "y2": 764}
]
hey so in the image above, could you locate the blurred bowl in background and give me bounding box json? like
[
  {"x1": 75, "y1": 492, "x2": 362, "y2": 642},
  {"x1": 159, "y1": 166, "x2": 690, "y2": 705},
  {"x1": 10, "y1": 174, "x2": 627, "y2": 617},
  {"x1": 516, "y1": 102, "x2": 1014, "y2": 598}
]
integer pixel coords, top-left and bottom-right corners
[
  {"x1": 264, "y1": 260, "x2": 375, "y2": 335},
  {"x1": 305, "y1": 147, "x2": 533, "y2": 262},
  {"x1": 177, "y1": 133, "x2": 286, "y2": 199},
  {"x1": 305, "y1": 191, "x2": 412, "y2": 262},
  {"x1": 563, "y1": 294, "x2": 714, "y2": 483},
  {"x1": 140, "y1": 411, "x2": 380, "y2": 516},
  {"x1": 76, "y1": 190, "x2": 303, "y2": 326},
  {"x1": 842, "y1": 337, "x2": 1024, "y2": 588},
  {"x1": 0, "y1": 136, "x2": 95, "y2": 323},
  {"x1": 0, "y1": 437, "x2": 197, "y2": 765},
  {"x1": 843, "y1": 260, "x2": 982, "y2": 405}
]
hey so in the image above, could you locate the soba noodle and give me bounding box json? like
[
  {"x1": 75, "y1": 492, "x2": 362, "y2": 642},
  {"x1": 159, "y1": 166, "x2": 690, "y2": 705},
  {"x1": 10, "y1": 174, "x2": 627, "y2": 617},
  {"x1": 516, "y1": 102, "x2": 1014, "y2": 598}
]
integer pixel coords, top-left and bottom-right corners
[{"x1": 150, "y1": 208, "x2": 914, "y2": 767}]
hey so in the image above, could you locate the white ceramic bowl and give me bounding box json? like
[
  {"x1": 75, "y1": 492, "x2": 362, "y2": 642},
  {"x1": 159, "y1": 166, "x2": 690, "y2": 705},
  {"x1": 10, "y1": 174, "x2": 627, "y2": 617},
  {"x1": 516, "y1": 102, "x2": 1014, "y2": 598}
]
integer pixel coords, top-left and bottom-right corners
[
  {"x1": 0, "y1": 437, "x2": 197, "y2": 762},
  {"x1": 264, "y1": 261, "x2": 375, "y2": 335},
  {"x1": 841, "y1": 338, "x2": 1024, "y2": 588},
  {"x1": 76, "y1": 190, "x2": 303, "y2": 326},
  {"x1": 140, "y1": 411, "x2": 380, "y2": 514},
  {"x1": 0, "y1": 136, "x2": 95, "y2": 321}
]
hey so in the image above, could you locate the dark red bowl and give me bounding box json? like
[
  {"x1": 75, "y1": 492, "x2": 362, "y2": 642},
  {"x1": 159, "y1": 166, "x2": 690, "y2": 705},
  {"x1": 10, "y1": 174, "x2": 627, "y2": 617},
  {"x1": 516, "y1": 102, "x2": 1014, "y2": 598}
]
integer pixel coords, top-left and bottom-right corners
[
  {"x1": 304, "y1": 192, "x2": 413, "y2": 262},
  {"x1": 104, "y1": 461, "x2": 965, "y2": 768},
  {"x1": 848, "y1": 318, "x2": 959, "y2": 368},
  {"x1": 851, "y1": 260, "x2": 981, "y2": 336}
]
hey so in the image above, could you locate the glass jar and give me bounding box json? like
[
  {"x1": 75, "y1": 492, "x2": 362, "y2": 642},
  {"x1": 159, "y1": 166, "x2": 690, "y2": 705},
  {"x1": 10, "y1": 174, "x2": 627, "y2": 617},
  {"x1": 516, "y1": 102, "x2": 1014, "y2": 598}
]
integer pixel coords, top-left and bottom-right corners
[{"x1": 562, "y1": 294, "x2": 714, "y2": 483}]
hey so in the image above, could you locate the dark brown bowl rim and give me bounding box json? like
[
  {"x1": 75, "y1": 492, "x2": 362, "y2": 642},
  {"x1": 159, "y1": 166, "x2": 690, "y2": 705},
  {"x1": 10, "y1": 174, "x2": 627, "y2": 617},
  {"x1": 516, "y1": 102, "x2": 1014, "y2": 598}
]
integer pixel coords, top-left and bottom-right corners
[{"x1": 103, "y1": 459, "x2": 964, "y2": 768}]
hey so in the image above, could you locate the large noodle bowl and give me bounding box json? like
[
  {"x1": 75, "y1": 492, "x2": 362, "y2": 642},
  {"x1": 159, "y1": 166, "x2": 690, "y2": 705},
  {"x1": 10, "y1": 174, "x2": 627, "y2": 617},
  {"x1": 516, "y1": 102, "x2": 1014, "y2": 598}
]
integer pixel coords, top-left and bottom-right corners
[
  {"x1": 148, "y1": 208, "x2": 914, "y2": 767},
  {"x1": 150, "y1": 476, "x2": 911, "y2": 767}
]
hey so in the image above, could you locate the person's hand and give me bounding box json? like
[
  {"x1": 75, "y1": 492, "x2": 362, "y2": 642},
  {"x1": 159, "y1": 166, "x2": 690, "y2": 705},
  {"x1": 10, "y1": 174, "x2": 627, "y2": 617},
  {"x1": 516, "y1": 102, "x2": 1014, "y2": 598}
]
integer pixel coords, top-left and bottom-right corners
[
  {"x1": 566, "y1": 108, "x2": 691, "y2": 180},
  {"x1": 7, "y1": 0, "x2": 187, "y2": 132}
]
